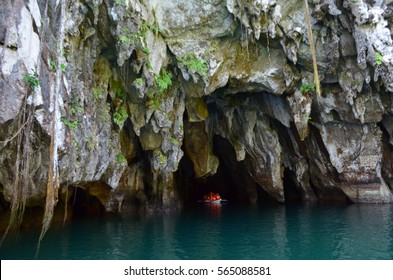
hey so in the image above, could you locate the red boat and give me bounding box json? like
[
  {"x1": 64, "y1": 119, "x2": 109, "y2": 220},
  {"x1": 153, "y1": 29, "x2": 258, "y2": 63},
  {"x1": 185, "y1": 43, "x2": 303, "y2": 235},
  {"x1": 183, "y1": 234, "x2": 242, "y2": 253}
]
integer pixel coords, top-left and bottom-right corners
[{"x1": 203, "y1": 192, "x2": 222, "y2": 204}]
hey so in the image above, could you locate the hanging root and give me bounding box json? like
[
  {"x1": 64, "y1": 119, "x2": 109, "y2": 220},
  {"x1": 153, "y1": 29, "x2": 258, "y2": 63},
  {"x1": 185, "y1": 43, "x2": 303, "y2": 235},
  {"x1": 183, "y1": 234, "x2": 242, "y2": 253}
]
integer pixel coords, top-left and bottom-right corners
[
  {"x1": 0, "y1": 99, "x2": 34, "y2": 247},
  {"x1": 36, "y1": 0, "x2": 66, "y2": 258},
  {"x1": 63, "y1": 186, "x2": 69, "y2": 225},
  {"x1": 304, "y1": 0, "x2": 321, "y2": 96}
]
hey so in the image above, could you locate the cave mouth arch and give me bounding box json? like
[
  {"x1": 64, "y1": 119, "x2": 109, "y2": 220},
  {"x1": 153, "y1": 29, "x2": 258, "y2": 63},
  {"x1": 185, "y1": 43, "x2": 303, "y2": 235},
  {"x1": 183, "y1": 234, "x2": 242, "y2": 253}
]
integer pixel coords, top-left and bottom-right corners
[
  {"x1": 176, "y1": 134, "x2": 280, "y2": 206},
  {"x1": 65, "y1": 186, "x2": 107, "y2": 219}
]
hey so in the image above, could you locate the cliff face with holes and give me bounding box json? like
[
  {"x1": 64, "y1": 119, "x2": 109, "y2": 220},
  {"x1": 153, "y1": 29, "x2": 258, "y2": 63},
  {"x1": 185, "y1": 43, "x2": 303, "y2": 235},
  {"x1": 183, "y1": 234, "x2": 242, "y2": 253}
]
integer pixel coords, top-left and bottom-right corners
[{"x1": 1, "y1": 0, "x2": 393, "y2": 219}]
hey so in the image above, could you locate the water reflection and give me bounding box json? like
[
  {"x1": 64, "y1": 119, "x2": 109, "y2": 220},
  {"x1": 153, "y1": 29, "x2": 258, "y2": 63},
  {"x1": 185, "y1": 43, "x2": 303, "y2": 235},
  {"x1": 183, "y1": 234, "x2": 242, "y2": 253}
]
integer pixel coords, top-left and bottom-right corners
[{"x1": 1, "y1": 204, "x2": 393, "y2": 259}]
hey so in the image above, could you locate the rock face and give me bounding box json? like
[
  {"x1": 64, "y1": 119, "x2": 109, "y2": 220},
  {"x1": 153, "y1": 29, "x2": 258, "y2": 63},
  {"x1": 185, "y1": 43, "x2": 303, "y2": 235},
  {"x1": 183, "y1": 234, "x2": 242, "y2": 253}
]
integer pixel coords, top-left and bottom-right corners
[{"x1": 1, "y1": 0, "x2": 393, "y2": 220}]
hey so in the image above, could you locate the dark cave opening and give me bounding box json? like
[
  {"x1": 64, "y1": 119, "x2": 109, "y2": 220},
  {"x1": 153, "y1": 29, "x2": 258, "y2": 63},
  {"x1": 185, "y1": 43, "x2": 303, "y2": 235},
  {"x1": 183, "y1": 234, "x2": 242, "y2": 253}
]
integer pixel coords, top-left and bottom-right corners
[
  {"x1": 176, "y1": 134, "x2": 280, "y2": 205},
  {"x1": 67, "y1": 187, "x2": 106, "y2": 219},
  {"x1": 283, "y1": 168, "x2": 303, "y2": 203}
]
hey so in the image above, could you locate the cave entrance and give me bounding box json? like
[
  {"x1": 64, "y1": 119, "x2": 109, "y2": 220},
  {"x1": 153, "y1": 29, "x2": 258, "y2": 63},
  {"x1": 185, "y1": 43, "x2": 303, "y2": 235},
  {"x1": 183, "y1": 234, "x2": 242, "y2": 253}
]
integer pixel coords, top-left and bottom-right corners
[
  {"x1": 66, "y1": 186, "x2": 106, "y2": 219},
  {"x1": 177, "y1": 135, "x2": 278, "y2": 205},
  {"x1": 283, "y1": 168, "x2": 303, "y2": 203}
]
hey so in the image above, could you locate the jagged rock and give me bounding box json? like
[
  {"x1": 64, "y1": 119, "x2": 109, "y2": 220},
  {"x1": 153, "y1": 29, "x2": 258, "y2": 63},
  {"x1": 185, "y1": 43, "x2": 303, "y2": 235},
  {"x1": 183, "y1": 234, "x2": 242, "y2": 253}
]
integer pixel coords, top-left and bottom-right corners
[
  {"x1": 288, "y1": 89, "x2": 313, "y2": 140},
  {"x1": 207, "y1": 96, "x2": 285, "y2": 202},
  {"x1": 185, "y1": 97, "x2": 209, "y2": 122},
  {"x1": 320, "y1": 122, "x2": 393, "y2": 203},
  {"x1": 184, "y1": 121, "x2": 219, "y2": 178},
  {"x1": 139, "y1": 124, "x2": 162, "y2": 151},
  {"x1": 2, "y1": 0, "x2": 393, "y2": 220}
]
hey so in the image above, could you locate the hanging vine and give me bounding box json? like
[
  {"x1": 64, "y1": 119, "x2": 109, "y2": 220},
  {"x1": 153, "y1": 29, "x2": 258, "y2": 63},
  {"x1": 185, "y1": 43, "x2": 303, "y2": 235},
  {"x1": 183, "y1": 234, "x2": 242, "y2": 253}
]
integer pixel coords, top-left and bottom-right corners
[
  {"x1": 0, "y1": 1, "x2": 36, "y2": 247},
  {"x1": 304, "y1": 0, "x2": 322, "y2": 96},
  {"x1": 36, "y1": 0, "x2": 67, "y2": 256},
  {"x1": 0, "y1": 94, "x2": 34, "y2": 247}
]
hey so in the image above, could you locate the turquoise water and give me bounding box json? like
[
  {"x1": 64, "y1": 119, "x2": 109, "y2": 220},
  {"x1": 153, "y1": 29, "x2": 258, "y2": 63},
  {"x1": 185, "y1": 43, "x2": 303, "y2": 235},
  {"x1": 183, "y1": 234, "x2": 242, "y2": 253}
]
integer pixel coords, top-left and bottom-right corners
[{"x1": 1, "y1": 204, "x2": 393, "y2": 259}]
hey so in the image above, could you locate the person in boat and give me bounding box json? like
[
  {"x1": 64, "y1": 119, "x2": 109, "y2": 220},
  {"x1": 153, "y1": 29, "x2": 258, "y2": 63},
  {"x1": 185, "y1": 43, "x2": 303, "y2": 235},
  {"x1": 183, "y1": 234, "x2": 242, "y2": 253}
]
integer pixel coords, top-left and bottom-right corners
[{"x1": 204, "y1": 192, "x2": 221, "y2": 201}]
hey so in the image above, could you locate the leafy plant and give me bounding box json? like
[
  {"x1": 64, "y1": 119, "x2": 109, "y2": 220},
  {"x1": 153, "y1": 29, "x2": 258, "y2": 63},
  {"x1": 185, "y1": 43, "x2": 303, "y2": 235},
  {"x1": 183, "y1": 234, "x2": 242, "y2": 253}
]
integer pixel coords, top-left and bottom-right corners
[
  {"x1": 169, "y1": 137, "x2": 179, "y2": 145},
  {"x1": 149, "y1": 10, "x2": 161, "y2": 36},
  {"x1": 376, "y1": 52, "x2": 383, "y2": 65},
  {"x1": 146, "y1": 61, "x2": 153, "y2": 70},
  {"x1": 178, "y1": 53, "x2": 209, "y2": 78},
  {"x1": 92, "y1": 87, "x2": 104, "y2": 101},
  {"x1": 98, "y1": 105, "x2": 110, "y2": 122},
  {"x1": 69, "y1": 98, "x2": 83, "y2": 115},
  {"x1": 23, "y1": 71, "x2": 40, "y2": 90},
  {"x1": 61, "y1": 116, "x2": 78, "y2": 130},
  {"x1": 159, "y1": 153, "x2": 167, "y2": 165},
  {"x1": 60, "y1": 63, "x2": 67, "y2": 73},
  {"x1": 155, "y1": 69, "x2": 173, "y2": 92},
  {"x1": 116, "y1": 153, "x2": 127, "y2": 163},
  {"x1": 113, "y1": 106, "x2": 128, "y2": 126},
  {"x1": 135, "y1": 78, "x2": 143, "y2": 85},
  {"x1": 115, "y1": 88, "x2": 126, "y2": 100},
  {"x1": 49, "y1": 60, "x2": 57, "y2": 72},
  {"x1": 142, "y1": 47, "x2": 151, "y2": 54},
  {"x1": 115, "y1": 0, "x2": 127, "y2": 7},
  {"x1": 300, "y1": 83, "x2": 316, "y2": 95},
  {"x1": 119, "y1": 29, "x2": 139, "y2": 44}
]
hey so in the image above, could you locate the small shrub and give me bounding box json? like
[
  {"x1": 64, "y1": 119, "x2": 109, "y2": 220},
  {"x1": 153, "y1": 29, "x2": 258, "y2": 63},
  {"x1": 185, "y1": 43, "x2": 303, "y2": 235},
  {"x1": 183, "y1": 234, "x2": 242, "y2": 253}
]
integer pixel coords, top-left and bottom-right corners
[
  {"x1": 146, "y1": 61, "x2": 153, "y2": 70},
  {"x1": 113, "y1": 106, "x2": 128, "y2": 126},
  {"x1": 92, "y1": 87, "x2": 104, "y2": 101},
  {"x1": 142, "y1": 47, "x2": 151, "y2": 54},
  {"x1": 49, "y1": 60, "x2": 57, "y2": 72},
  {"x1": 178, "y1": 53, "x2": 208, "y2": 78},
  {"x1": 115, "y1": 88, "x2": 126, "y2": 100},
  {"x1": 23, "y1": 71, "x2": 40, "y2": 90},
  {"x1": 116, "y1": 153, "x2": 127, "y2": 163},
  {"x1": 69, "y1": 98, "x2": 83, "y2": 115},
  {"x1": 61, "y1": 116, "x2": 78, "y2": 130},
  {"x1": 375, "y1": 52, "x2": 383, "y2": 65},
  {"x1": 159, "y1": 153, "x2": 167, "y2": 165},
  {"x1": 155, "y1": 69, "x2": 173, "y2": 92},
  {"x1": 60, "y1": 63, "x2": 67, "y2": 73},
  {"x1": 135, "y1": 78, "x2": 143, "y2": 85},
  {"x1": 300, "y1": 83, "x2": 316, "y2": 95}
]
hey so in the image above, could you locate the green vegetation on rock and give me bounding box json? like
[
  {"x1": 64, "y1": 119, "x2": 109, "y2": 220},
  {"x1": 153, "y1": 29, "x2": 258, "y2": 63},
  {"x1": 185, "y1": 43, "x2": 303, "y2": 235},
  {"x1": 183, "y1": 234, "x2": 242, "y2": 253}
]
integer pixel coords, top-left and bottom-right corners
[
  {"x1": 155, "y1": 68, "x2": 173, "y2": 92},
  {"x1": 23, "y1": 71, "x2": 40, "y2": 90},
  {"x1": 116, "y1": 153, "x2": 127, "y2": 163},
  {"x1": 300, "y1": 83, "x2": 316, "y2": 95},
  {"x1": 376, "y1": 52, "x2": 383, "y2": 65},
  {"x1": 178, "y1": 53, "x2": 209, "y2": 78},
  {"x1": 113, "y1": 106, "x2": 128, "y2": 126},
  {"x1": 61, "y1": 116, "x2": 78, "y2": 130}
]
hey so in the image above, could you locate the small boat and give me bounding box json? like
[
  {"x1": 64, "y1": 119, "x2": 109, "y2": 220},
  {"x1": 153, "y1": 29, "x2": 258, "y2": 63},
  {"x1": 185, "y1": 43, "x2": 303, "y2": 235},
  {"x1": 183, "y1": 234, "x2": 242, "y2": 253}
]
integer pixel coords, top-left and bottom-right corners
[
  {"x1": 197, "y1": 198, "x2": 228, "y2": 204},
  {"x1": 204, "y1": 198, "x2": 222, "y2": 204},
  {"x1": 198, "y1": 192, "x2": 228, "y2": 204}
]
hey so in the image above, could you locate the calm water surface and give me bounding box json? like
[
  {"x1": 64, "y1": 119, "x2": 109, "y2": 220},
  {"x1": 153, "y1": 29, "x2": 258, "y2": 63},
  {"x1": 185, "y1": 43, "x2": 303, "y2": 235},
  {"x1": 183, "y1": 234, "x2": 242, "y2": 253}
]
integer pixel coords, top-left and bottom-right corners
[{"x1": 1, "y1": 204, "x2": 393, "y2": 259}]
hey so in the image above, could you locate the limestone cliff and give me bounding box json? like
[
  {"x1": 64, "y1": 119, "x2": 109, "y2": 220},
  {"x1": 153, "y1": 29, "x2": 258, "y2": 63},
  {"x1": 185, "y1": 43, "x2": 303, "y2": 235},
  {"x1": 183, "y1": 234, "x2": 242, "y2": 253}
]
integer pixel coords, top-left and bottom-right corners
[{"x1": 1, "y1": 0, "x2": 393, "y2": 222}]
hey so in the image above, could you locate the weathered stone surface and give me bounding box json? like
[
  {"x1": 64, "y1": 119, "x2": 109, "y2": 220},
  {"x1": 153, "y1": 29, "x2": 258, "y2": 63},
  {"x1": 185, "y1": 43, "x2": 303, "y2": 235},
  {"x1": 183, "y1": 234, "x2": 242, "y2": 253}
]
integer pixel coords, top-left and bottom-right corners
[
  {"x1": 2, "y1": 0, "x2": 393, "y2": 220},
  {"x1": 207, "y1": 96, "x2": 285, "y2": 202},
  {"x1": 148, "y1": 0, "x2": 235, "y2": 39},
  {"x1": 184, "y1": 121, "x2": 219, "y2": 178},
  {"x1": 320, "y1": 123, "x2": 393, "y2": 203},
  {"x1": 288, "y1": 89, "x2": 313, "y2": 140}
]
